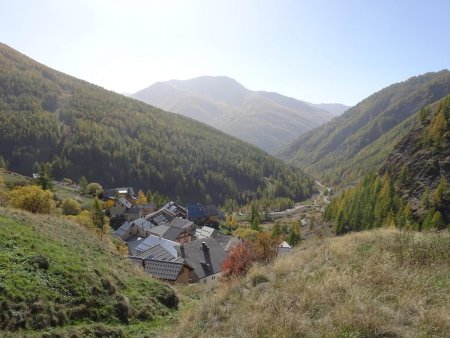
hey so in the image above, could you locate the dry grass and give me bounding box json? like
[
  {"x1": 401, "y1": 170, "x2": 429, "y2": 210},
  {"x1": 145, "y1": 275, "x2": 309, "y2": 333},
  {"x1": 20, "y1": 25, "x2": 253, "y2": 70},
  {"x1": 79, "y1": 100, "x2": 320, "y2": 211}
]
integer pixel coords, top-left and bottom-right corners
[{"x1": 169, "y1": 229, "x2": 450, "y2": 337}]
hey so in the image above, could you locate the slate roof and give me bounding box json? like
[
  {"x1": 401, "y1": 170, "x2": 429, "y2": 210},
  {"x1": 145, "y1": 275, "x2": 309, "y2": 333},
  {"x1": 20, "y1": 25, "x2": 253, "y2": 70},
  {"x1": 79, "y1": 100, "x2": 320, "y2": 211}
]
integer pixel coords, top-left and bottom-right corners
[
  {"x1": 146, "y1": 208, "x2": 176, "y2": 226},
  {"x1": 134, "y1": 235, "x2": 180, "y2": 257},
  {"x1": 136, "y1": 244, "x2": 177, "y2": 261},
  {"x1": 144, "y1": 260, "x2": 185, "y2": 281},
  {"x1": 195, "y1": 226, "x2": 216, "y2": 239},
  {"x1": 133, "y1": 217, "x2": 154, "y2": 231},
  {"x1": 118, "y1": 197, "x2": 133, "y2": 209},
  {"x1": 163, "y1": 201, "x2": 188, "y2": 217},
  {"x1": 149, "y1": 224, "x2": 170, "y2": 237},
  {"x1": 212, "y1": 232, "x2": 241, "y2": 252},
  {"x1": 169, "y1": 217, "x2": 194, "y2": 230},
  {"x1": 180, "y1": 237, "x2": 228, "y2": 279},
  {"x1": 113, "y1": 221, "x2": 131, "y2": 239},
  {"x1": 163, "y1": 226, "x2": 185, "y2": 242},
  {"x1": 125, "y1": 236, "x2": 145, "y2": 255}
]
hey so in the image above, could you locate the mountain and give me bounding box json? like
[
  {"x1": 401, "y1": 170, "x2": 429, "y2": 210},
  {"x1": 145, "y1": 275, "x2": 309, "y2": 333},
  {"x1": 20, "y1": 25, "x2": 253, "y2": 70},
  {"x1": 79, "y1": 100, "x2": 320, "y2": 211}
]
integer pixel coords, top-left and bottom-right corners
[
  {"x1": 168, "y1": 229, "x2": 450, "y2": 337},
  {"x1": 132, "y1": 76, "x2": 341, "y2": 153},
  {"x1": 324, "y1": 95, "x2": 450, "y2": 233},
  {"x1": 379, "y1": 94, "x2": 450, "y2": 222},
  {"x1": 0, "y1": 43, "x2": 313, "y2": 204},
  {"x1": 0, "y1": 207, "x2": 178, "y2": 336},
  {"x1": 279, "y1": 70, "x2": 450, "y2": 186},
  {"x1": 308, "y1": 102, "x2": 349, "y2": 116}
]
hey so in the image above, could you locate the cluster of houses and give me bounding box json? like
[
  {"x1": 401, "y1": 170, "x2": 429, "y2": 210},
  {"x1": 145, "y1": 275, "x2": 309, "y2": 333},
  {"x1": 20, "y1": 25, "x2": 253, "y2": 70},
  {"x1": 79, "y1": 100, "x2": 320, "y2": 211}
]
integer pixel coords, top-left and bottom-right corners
[{"x1": 104, "y1": 187, "x2": 241, "y2": 284}]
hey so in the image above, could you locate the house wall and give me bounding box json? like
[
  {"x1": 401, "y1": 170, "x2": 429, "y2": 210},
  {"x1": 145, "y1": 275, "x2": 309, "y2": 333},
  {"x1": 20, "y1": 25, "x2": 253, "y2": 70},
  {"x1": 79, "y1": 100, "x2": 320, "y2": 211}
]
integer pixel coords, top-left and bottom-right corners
[
  {"x1": 110, "y1": 206, "x2": 126, "y2": 217},
  {"x1": 277, "y1": 247, "x2": 292, "y2": 256},
  {"x1": 199, "y1": 272, "x2": 221, "y2": 285},
  {"x1": 176, "y1": 266, "x2": 190, "y2": 285}
]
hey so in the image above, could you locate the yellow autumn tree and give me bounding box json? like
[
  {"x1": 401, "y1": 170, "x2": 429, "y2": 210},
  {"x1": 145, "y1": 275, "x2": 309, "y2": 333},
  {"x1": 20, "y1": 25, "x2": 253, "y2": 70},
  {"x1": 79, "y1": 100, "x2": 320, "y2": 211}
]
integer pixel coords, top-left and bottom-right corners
[
  {"x1": 9, "y1": 185, "x2": 55, "y2": 214},
  {"x1": 136, "y1": 190, "x2": 147, "y2": 205}
]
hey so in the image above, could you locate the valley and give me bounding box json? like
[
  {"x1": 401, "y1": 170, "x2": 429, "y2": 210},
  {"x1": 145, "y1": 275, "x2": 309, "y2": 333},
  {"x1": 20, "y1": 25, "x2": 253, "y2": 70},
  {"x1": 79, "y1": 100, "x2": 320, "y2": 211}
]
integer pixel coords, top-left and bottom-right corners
[{"x1": 0, "y1": 40, "x2": 449, "y2": 338}]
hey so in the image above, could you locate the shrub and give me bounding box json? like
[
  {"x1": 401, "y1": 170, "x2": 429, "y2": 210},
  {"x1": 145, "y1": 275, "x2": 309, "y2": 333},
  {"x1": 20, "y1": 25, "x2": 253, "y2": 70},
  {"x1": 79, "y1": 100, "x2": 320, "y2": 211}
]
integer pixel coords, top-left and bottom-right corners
[
  {"x1": 87, "y1": 182, "x2": 103, "y2": 196},
  {"x1": 9, "y1": 185, "x2": 55, "y2": 213},
  {"x1": 61, "y1": 198, "x2": 81, "y2": 215}
]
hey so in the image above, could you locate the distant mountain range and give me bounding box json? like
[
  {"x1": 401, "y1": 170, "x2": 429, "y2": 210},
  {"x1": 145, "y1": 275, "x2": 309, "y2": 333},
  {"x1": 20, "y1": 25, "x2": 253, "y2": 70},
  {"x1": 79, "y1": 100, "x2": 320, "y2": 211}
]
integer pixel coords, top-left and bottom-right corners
[
  {"x1": 279, "y1": 70, "x2": 450, "y2": 186},
  {"x1": 132, "y1": 76, "x2": 349, "y2": 153}
]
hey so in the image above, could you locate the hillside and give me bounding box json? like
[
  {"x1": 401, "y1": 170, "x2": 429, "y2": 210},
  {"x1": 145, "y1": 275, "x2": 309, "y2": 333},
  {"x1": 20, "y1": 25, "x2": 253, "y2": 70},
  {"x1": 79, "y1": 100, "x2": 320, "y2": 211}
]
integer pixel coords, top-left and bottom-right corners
[
  {"x1": 169, "y1": 229, "x2": 450, "y2": 337},
  {"x1": 279, "y1": 70, "x2": 450, "y2": 186},
  {"x1": 132, "y1": 76, "x2": 343, "y2": 153},
  {"x1": 0, "y1": 207, "x2": 178, "y2": 337},
  {"x1": 0, "y1": 43, "x2": 313, "y2": 204},
  {"x1": 324, "y1": 95, "x2": 450, "y2": 233}
]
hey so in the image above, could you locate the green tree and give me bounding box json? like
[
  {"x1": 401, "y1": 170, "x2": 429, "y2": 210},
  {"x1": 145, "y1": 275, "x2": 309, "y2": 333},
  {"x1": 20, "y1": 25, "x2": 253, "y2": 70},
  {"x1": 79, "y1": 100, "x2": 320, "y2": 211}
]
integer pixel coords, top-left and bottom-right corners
[
  {"x1": 430, "y1": 210, "x2": 445, "y2": 229},
  {"x1": 61, "y1": 198, "x2": 81, "y2": 215},
  {"x1": 432, "y1": 176, "x2": 449, "y2": 208},
  {"x1": 9, "y1": 185, "x2": 55, "y2": 213},
  {"x1": 287, "y1": 221, "x2": 301, "y2": 246},
  {"x1": 87, "y1": 182, "x2": 103, "y2": 197},
  {"x1": 251, "y1": 216, "x2": 261, "y2": 231},
  {"x1": 79, "y1": 176, "x2": 88, "y2": 194},
  {"x1": 36, "y1": 163, "x2": 53, "y2": 190},
  {"x1": 91, "y1": 197, "x2": 105, "y2": 229}
]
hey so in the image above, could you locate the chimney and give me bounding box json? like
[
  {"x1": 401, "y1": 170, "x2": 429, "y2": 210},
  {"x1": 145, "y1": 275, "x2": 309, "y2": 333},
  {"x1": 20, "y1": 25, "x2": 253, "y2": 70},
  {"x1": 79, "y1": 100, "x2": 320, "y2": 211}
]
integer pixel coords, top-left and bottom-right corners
[{"x1": 202, "y1": 241, "x2": 209, "y2": 252}]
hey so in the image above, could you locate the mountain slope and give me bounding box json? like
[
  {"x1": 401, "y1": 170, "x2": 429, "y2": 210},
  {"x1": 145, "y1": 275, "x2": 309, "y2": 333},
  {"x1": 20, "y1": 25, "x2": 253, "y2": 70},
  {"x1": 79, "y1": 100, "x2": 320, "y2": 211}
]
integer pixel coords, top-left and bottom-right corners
[
  {"x1": 132, "y1": 76, "x2": 341, "y2": 153},
  {"x1": 324, "y1": 95, "x2": 450, "y2": 233},
  {"x1": 279, "y1": 70, "x2": 450, "y2": 185},
  {"x1": 0, "y1": 43, "x2": 313, "y2": 204},
  {"x1": 170, "y1": 229, "x2": 450, "y2": 337},
  {"x1": 0, "y1": 207, "x2": 178, "y2": 336}
]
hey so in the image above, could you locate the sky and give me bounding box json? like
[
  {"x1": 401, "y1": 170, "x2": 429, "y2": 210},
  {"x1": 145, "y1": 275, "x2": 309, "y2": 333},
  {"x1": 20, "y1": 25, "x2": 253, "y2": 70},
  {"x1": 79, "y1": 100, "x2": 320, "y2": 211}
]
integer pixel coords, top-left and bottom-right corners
[{"x1": 1, "y1": 0, "x2": 449, "y2": 106}]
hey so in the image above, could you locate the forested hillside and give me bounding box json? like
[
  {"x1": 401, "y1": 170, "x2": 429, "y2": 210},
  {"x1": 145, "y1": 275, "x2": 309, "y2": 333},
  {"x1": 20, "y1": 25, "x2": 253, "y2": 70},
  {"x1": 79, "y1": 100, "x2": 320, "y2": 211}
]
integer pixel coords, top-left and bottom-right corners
[
  {"x1": 0, "y1": 43, "x2": 313, "y2": 204},
  {"x1": 279, "y1": 70, "x2": 450, "y2": 186},
  {"x1": 132, "y1": 76, "x2": 338, "y2": 153},
  {"x1": 324, "y1": 95, "x2": 450, "y2": 233}
]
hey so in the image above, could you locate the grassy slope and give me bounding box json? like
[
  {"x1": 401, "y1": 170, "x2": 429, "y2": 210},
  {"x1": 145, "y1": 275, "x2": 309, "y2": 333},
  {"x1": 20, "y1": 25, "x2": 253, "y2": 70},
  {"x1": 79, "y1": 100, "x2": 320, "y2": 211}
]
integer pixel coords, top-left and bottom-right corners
[
  {"x1": 170, "y1": 229, "x2": 450, "y2": 337},
  {"x1": 0, "y1": 169, "x2": 93, "y2": 209},
  {"x1": 0, "y1": 208, "x2": 178, "y2": 337}
]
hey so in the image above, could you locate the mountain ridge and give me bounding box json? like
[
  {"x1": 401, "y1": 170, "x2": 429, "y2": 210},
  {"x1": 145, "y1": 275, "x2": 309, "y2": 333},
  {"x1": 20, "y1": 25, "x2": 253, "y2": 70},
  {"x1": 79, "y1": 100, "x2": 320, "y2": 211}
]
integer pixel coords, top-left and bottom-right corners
[
  {"x1": 132, "y1": 76, "x2": 348, "y2": 153},
  {"x1": 279, "y1": 70, "x2": 450, "y2": 186}
]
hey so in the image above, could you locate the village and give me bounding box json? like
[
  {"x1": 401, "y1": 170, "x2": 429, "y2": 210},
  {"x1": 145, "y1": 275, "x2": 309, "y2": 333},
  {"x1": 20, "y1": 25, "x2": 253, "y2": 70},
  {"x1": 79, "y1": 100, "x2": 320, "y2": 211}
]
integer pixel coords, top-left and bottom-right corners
[{"x1": 101, "y1": 187, "x2": 297, "y2": 285}]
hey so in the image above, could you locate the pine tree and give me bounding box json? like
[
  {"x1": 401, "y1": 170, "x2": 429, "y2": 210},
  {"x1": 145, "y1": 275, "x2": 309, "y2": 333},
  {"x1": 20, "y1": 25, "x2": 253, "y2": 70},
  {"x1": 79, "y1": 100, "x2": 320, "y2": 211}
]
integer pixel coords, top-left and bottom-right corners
[
  {"x1": 91, "y1": 197, "x2": 105, "y2": 230},
  {"x1": 251, "y1": 216, "x2": 261, "y2": 232},
  {"x1": 79, "y1": 176, "x2": 88, "y2": 194},
  {"x1": 36, "y1": 163, "x2": 53, "y2": 190}
]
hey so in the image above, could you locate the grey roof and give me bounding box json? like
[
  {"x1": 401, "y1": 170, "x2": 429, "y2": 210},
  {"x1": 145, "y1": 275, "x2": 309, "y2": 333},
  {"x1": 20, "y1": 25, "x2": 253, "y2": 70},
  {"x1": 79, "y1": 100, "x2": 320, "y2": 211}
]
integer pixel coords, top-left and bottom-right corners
[
  {"x1": 152, "y1": 214, "x2": 170, "y2": 226},
  {"x1": 134, "y1": 235, "x2": 180, "y2": 257},
  {"x1": 163, "y1": 201, "x2": 188, "y2": 217},
  {"x1": 212, "y1": 232, "x2": 241, "y2": 252},
  {"x1": 118, "y1": 197, "x2": 133, "y2": 209},
  {"x1": 126, "y1": 206, "x2": 140, "y2": 214},
  {"x1": 145, "y1": 208, "x2": 176, "y2": 226},
  {"x1": 195, "y1": 226, "x2": 216, "y2": 239},
  {"x1": 136, "y1": 244, "x2": 177, "y2": 261},
  {"x1": 144, "y1": 260, "x2": 185, "y2": 281},
  {"x1": 132, "y1": 218, "x2": 154, "y2": 231},
  {"x1": 204, "y1": 205, "x2": 220, "y2": 217},
  {"x1": 125, "y1": 235, "x2": 145, "y2": 255},
  {"x1": 113, "y1": 221, "x2": 131, "y2": 238},
  {"x1": 180, "y1": 237, "x2": 228, "y2": 279},
  {"x1": 169, "y1": 217, "x2": 194, "y2": 230},
  {"x1": 163, "y1": 226, "x2": 185, "y2": 241},
  {"x1": 149, "y1": 224, "x2": 170, "y2": 237}
]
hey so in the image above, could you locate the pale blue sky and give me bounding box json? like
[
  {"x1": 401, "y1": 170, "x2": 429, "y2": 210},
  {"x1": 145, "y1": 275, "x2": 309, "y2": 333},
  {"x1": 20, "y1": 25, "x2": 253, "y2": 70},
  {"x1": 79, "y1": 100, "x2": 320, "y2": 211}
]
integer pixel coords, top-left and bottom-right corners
[{"x1": 1, "y1": 0, "x2": 449, "y2": 105}]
